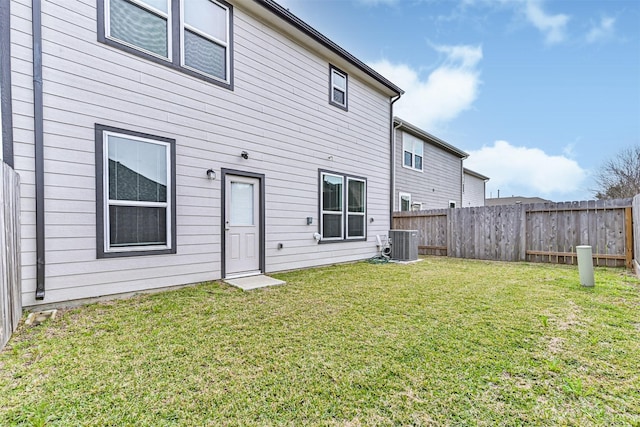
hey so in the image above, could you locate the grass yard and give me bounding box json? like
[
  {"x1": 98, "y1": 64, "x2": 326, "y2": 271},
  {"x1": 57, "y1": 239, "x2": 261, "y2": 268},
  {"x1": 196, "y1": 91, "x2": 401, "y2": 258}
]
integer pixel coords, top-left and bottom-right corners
[{"x1": 1, "y1": 257, "x2": 639, "y2": 426}]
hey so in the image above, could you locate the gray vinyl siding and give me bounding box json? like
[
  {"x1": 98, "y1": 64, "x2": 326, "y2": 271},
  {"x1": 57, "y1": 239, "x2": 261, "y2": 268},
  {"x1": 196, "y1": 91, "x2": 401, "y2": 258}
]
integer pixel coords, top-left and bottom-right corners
[
  {"x1": 462, "y1": 172, "x2": 486, "y2": 207},
  {"x1": 12, "y1": 0, "x2": 393, "y2": 306},
  {"x1": 394, "y1": 129, "x2": 462, "y2": 210}
]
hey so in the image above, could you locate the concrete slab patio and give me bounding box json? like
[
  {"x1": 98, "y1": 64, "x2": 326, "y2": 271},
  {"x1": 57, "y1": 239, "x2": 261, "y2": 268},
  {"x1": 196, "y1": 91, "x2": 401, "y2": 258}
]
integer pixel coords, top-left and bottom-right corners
[{"x1": 224, "y1": 275, "x2": 286, "y2": 291}]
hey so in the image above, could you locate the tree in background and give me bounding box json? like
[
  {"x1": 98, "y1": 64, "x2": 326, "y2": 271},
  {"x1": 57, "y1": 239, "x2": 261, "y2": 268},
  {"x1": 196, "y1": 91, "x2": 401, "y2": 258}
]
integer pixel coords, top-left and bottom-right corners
[{"x1": 593, "y1": 145, "x2": 640, "y2": 199}]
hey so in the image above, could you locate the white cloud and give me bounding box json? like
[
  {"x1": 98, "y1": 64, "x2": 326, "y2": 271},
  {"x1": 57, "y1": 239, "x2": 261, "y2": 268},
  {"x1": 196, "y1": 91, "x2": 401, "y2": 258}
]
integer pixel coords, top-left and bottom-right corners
[
  {"x1": 523, "y1": 0, "x2": 570, "y2": 44},
  {"x1": 586, "y1": 16, "x2": 615, "y2": 43},
  {"x1": 465, "y1": 140, "x2": 587, "y2": 199},
  {"x1": 369, "y1": 44, "x2": 482, "y2": 131}
]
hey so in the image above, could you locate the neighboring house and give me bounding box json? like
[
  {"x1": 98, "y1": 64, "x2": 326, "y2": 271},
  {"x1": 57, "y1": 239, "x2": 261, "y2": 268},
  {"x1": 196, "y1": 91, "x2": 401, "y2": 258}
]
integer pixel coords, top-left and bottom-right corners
[
  {"x1": 462, "y1": 168, "x2": 490, "y2": 207},
  {"x1": 486, "y1": 196, "x2": 552, "y2": 206},
  {"x1": 3, "y1": 0, "x2": 403, "y2": 307},
  {"x1": 393, "y1": 117, "x2": 468, "y2": 211}
]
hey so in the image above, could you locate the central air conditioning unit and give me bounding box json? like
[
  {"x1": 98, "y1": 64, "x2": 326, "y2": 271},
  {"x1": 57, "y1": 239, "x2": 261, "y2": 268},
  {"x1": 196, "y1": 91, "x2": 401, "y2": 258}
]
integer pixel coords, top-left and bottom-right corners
[{"x1": 388, "y1": 230, "x2": 418, "y2": 261}]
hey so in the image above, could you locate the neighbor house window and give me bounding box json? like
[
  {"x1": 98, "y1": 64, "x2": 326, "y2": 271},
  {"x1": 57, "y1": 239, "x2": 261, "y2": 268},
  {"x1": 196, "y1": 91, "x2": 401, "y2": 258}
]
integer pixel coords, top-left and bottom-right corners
[
  {"x1": 95, "y1": 124, "x2": 176, "y2": 258},
  {"x1": 100, "y1": 0, "x2": 232, "y2": 88},
  {"x1": 403, "y1": 132, "x2": 423, "y2": 171},
  {"x1": 399, "y1": 193, "x2": 411, "y2": 212},
  {"x1": 449, "y1": 200, "x2": 457, "y2": 208},
  {"x1": 320, "y1": 170, "x2": 366, "y2": 241},
  {"x1": 329, "y1": 65, "x2": 348, "y2": 110}
]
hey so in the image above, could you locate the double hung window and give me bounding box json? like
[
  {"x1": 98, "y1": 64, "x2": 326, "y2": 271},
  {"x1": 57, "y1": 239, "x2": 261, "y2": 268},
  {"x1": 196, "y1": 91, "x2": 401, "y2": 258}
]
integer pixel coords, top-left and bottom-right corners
[
  {"x1": 320, "y1": 171, "x2": 366, "y2": 241},
  {"x1": 96, "y1": 125, "x2": 176, "y2": 258},
  {"x1": 403, "y1": 132, "x2": 423, "y2": 171},
  {"x1": 329, "y1": 65, "x2": 348, "y2": 110},
  {"x1": 101, "y1": 0, "x2": 232, "y2": 87}
]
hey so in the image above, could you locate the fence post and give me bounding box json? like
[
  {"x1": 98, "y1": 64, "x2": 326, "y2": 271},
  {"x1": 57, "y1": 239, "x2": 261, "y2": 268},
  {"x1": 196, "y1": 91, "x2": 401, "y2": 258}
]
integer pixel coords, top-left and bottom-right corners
[{"x1": 625, "y1": 207, "x2": 633, "y2": 270}]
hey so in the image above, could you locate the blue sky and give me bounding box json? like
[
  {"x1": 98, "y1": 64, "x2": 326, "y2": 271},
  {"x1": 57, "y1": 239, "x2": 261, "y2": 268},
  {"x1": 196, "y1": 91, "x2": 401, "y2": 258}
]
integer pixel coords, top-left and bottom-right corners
[{"x1": 278, "y1": 0, "x2": 640, "y2": 202}]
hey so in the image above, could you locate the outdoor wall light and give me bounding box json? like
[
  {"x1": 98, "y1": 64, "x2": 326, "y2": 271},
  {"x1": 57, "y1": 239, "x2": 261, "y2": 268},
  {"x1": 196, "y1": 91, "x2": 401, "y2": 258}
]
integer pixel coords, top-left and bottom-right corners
[
  {"x1": 206, "y1": 169, "x2": 216, "y2": 180},
  {"x1": 306, "y1": 217, "x2": 313, "y2": 225},
  {"x1": 241, "y1": 151, "x2": 249, "y2": 159}
]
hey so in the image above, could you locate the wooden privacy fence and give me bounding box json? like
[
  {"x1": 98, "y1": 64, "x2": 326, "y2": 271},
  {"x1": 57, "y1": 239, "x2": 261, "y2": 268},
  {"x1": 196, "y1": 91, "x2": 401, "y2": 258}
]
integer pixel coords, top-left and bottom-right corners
[
  {"x1": 393, "y1": 198, "x2": 634, "y2": 268},
  {"x1": 1, "y1": 163, "x2": 22, "y2": 351}
]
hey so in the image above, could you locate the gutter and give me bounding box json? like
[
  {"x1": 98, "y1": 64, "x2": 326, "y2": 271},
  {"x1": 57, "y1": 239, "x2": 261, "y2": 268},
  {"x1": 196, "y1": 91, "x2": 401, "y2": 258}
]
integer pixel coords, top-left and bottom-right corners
[
  {"x1": 255, "y1": 0, "x2": 403, "y2": 97},
  {"x1": 389, "y1": 95, "x2": 402, "y2": 225},
  {"x1": 33, "y1": 0, "x2": 45, "y2": 300}
]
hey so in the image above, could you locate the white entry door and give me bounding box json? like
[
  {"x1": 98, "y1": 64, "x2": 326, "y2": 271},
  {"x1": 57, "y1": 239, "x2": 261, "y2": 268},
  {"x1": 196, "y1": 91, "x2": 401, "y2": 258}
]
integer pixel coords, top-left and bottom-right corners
[{"x1": 225, "y1": 175, "x2": 261, "y2": 277}]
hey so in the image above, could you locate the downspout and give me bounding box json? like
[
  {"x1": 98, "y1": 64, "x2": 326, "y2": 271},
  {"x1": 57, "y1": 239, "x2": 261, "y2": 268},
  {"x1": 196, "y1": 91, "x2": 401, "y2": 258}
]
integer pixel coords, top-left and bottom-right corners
[
  {"x1": 389, "y1": 95, "x2": 401, "y2": 226},
  {"x1": 33, "y1": 0, "x2": 45, "y2": 300}
]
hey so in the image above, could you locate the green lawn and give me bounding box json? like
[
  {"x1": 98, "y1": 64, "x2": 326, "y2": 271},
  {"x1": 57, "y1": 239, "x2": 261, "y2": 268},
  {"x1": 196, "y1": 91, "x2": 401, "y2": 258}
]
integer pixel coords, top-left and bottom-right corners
[{"x1": 1, "y1": 257, "x2": 639, "y2": 426}]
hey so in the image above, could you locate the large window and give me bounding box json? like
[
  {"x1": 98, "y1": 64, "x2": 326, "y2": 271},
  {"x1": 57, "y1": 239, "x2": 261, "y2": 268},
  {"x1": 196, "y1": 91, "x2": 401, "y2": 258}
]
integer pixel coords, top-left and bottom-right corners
[
  {"x1": 403, "y1": 132, "x2": 423, "y2": 171},
  {"x1": 329, "y1": 65, "x2": 348, "y2": 110},
  {"x1": 320, "y1": 170, "x2": 366, "y2": 241},
  {"x1": 95, "y1": 125, "x2": 176, "y2": 258},
  {"x1": 100, "y1": 0, "x2": 232, "y2": 88}
]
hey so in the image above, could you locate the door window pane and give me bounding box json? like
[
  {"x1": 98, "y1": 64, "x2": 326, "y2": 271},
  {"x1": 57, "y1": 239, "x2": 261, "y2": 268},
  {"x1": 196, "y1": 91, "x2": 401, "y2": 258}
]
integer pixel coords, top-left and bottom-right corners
[
  {"x1": 110, "y1": 0, "x2": 168, "y2": 57},
  {"x1": 230, "y1": 182, "x2": 254, "y2": 225},
  {"x1": 108, "y1": 135, "x2": 167, "y2": 202}
]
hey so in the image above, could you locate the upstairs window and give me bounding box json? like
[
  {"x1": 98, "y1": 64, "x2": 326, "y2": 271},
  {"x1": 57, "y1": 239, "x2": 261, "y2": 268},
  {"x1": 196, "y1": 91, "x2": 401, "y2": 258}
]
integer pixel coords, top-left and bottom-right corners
[
  {"x1": 108, "y1": 0, "x2": 170, "y2": 58},
  {"x1": 329, "y1": 65, "x2": 348, "y2": 110},
  {"x1": 100, "y1": 0, "x2": 233, "y2": 88},
  {"x1": 320, "y1": 170, "x2": 366, "y2": 241},
  {"x1": 182, "y1": 0, "x2": 230, "y2": 81},
  {"x1": 403, "y1": 132, "x2": 423, "y2": 171}
]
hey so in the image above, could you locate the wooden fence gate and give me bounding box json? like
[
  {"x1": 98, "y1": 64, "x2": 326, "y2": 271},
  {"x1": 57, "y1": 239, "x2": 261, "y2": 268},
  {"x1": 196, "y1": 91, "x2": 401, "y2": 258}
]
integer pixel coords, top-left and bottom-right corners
[{"x1": 393, "y1": 198, "x2": 634, "y2": 268}]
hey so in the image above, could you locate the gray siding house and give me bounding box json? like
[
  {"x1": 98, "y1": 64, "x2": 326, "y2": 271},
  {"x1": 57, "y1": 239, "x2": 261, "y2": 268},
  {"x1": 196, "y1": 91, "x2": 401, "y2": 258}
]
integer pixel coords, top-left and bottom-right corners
[
  {"x1": 393, "y1": 117, "x2": 468, "y2": 211},
  {"x1": 462, "y1": 168, "x2": 489, "y2": 207},
  {"x1": 3, "y1": 0, "x2": 402, "y2": 306}
]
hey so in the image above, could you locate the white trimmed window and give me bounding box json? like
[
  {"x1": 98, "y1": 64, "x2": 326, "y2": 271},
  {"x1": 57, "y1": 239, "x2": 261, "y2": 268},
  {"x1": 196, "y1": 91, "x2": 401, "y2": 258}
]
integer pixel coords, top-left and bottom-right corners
[
  {"x1": 102, "y1": 0, "x2": 232, "y2": 86},
  {"x1": 181, "y1": 0, "x2": 230, "y2": 81},
  {"x1": 96, "y1": 125, "x2": 176, "y2": 258},
  {"x1": 399, "y1": 192, "x2": 411, "y2": 211},
  {"x1": 320, "y1": 171, "x2": 366, "y2": 241},
  {"x1": 329, "y1": 65, "x2": 348, "y2": 110},
  {"x1": 106, "y1": 0, "x2": 171, "y2": 58},
  {"x1": 449, "y1": 200, "x2": 457, "y2": 208},
  {"x1": 403, "y1": 132, "x2": 423, "y2": 171},
  {"x1": 347, "y1": 177, "x2": 366, "y2": 239}
]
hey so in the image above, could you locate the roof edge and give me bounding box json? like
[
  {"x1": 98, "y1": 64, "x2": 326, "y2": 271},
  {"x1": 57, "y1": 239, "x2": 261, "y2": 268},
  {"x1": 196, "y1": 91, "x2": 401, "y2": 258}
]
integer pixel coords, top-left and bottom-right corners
[
  {"x1": 463, "y1": 168, "x2": 490, "y2": 181},
  {"x1": 393, "y1": 116, "x2": 468, "y2": 159},
  {"x1": 254, "y1": 0, "x2": 403, "y2": 96}
]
